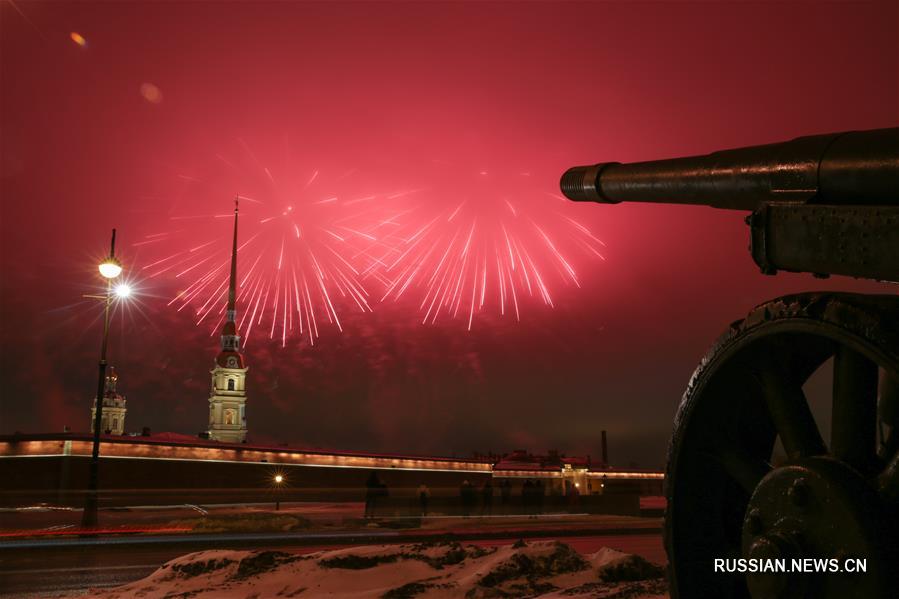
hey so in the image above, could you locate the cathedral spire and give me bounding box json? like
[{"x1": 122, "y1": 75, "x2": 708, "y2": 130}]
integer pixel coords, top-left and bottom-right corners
[
  {"x1": 219, "y1": 197, "x2": 242, "y2": 355},
  {"x1": 209, "y1": 196, "x2": 248, "y2": 443},
  {"x1": 226, "y1": 196, "x2": 239, "y2": 322}
]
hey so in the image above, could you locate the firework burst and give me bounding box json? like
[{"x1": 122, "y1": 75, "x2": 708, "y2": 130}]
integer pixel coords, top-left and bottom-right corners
[
  {"x1": 136, "y1": 143, "x2": 391, "y2": 347},
  {"x1": 369, "y1": 168, "x2": 606, "y2": 329}
]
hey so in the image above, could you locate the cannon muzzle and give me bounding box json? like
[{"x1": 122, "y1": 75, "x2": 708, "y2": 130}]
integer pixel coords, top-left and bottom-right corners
[
  {"x1": 560, "y1": 128, "x2": 899, "y2": 281},
  {"x1": 560, "y1": 128, "x2": 898, "y2": 210}
]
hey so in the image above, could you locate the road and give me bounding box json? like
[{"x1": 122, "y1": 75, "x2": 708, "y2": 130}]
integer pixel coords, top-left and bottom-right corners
[
  {"x1": 0, "y1": 530, "x2": 664, "y2": 597},
  {"x1": 0, "y1": 501, "x2": 662, "y2": 535}
]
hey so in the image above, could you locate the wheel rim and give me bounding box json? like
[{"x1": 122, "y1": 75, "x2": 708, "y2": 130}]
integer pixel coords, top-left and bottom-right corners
[{"x1": 665, "y1": 293, "x2": 899, "y2": 599}]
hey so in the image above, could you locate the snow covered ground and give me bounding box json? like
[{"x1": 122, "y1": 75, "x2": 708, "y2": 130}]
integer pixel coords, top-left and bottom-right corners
[{"x1": 84, "y1": 540, "x2": 668, "y2": 598}]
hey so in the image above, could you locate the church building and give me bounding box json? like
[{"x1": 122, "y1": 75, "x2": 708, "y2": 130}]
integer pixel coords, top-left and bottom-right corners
[
  {"x1": 207, "y1": 198, "x2": 248, "y2": 443},
  {"x1": 90, "y1": 367, "x2": 127, "y2": 435}
]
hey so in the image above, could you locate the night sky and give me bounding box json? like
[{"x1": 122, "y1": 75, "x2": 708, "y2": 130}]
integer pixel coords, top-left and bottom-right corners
[{"x1": 1, "y1": 1, "x2": 896, "y2": 468}]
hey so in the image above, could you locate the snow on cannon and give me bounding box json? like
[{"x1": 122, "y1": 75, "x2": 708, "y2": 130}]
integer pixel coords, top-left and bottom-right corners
[{"x1": 561, "y1": 128, "x2": 899, "y2": 599}]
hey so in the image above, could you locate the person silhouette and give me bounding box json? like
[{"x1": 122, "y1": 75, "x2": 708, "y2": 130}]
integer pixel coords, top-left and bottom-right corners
[{"x1": 417, "y1": 483, "x2": 430, "y2": 517}]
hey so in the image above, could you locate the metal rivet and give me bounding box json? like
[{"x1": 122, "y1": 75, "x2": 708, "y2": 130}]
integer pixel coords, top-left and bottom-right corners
[
  {"x1": 789, "y1": 478, "x2": 809, "y2": 507},
  {"x1": 747, "y1": 509, "x2": 763, "y2": 534}
]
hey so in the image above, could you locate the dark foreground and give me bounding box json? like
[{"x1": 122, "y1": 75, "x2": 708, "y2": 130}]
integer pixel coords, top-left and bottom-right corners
[{"x1": 0, "y1": 529, "x2": 664, "y2": 597}]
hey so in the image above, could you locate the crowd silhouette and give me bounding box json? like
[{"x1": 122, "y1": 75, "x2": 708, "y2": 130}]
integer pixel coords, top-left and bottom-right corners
[{"x1": 362, "y1": 475, "x2": 589, "y2": 519}]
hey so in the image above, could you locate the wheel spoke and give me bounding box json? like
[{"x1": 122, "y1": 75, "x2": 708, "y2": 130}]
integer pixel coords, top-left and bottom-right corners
[
  {"x1": 831, "y1": 346, "x2": 879, "y2": 470},
  {"x1": 876, "y1": 373, "x2": 899, "y2": 504},
  {"x1": 878, "y1": 450, "x2": 899, "y2": 506},
  {"x1": 758, "y1": 365, "x2": 825, "y2": 459},
  {"x1": 707, "y1": 448, "x2": 771, "y2": 495},
  {"x1": 879, "y1": 372, "x2": 899, "y2": 458}
]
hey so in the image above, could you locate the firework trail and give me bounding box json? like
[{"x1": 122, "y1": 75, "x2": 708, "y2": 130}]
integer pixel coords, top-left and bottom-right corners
[
  {"x1": 136, "y1": 143, "x2": 393, "y2": 347},
  {"x1": 368, "y1": 168, "x2": 606, "y2": 329}
]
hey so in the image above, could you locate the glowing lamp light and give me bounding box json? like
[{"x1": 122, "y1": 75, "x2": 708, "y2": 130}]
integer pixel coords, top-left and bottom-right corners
[
  {"x1": 98, "y1": 257, "x2": 123, "y2": 279},
  {"x1": 274, "y1": 474, "x2": 284, "y2": 484},
  {"x1": 114, "y1": 284, "x2": 132, "y2": 299}
]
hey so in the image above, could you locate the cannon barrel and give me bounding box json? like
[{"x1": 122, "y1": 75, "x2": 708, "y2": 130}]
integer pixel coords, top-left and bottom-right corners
[
  {"x1": 560, "y1": 128, "x2": 898, "y2": 210},
  {"x1": 560, "y1": 128, "x2": 899, "y2": 282}
]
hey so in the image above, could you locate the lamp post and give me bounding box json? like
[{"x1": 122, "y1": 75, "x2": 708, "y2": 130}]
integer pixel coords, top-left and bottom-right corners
[
  {"x1": 274, "y1": 474, "x2": 284, "y2": 511},
  {"x1": 81, "y1": 229, "x2": 124, "y2": 528}
]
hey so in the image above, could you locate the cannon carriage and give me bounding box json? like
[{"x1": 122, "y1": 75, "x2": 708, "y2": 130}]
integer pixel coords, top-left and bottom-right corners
[{"x1": 561, "y1": 128, "x2": 899, "y2": 598}]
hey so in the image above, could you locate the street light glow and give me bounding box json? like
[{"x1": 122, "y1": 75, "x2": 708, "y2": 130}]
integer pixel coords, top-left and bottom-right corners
[
  {"x1": 274, "y1": 474, "x2": 284, "y2": 484},
  {"x1": 114, "y1": 283, "x2": 132, "y2": 298},
  {"x1": 85, "y1": 229, "x2": 123, "y2": 528},
  {"x1": 99, "y1": 257, "x2": 123, "y2": 279}
]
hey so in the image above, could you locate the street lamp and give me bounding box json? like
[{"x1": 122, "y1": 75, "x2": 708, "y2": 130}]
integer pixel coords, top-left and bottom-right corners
[
  {"x1": 82, "y1": 228, "x2": 124, "y2": 528},
  {"x1": 98, "y1": 256, "x2": 122, "y2": 279},
  {"x1": 274, "y1": 474, "x2": 284, "y2": 511}
]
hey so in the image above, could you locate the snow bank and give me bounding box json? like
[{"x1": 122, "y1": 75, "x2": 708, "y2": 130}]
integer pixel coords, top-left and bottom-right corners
[{"x1": 89, "y1": 540, "x2": 667, "y2": 598}]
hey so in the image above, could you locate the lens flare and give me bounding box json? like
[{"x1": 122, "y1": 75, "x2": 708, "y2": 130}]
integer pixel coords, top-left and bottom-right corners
[{"x1": 140, "y1": 82, "x2": 163, "y2": 104}]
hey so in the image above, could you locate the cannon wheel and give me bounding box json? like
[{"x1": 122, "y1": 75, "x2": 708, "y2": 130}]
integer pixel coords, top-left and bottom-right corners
[{"x1": 665, "y1": 292, "x2": 899, "y2": 598}]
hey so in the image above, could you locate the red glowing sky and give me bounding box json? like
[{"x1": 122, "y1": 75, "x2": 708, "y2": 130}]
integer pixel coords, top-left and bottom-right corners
[{"x1": 1, "y1": 1, "x2": 896, "y2": 467}]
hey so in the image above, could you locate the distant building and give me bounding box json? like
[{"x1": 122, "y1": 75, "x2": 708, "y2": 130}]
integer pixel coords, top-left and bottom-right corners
[
  {"x1": 0, "y1": 433, "x2": 664, "y2": 508},
  {"x1": 90, "y1": 367, "x2": 126, "y2": 435},
  {"x1": 492, "y1": 449, "x2": 586, "y2": 492},
  {"x1": 491, "y1": 448, "x2": 661, "y2": 496},
  {"x1": 208, "y1": 199, "x2": 248, "y2": 443}
]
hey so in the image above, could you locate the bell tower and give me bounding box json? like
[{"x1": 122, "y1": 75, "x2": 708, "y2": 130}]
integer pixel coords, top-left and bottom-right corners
[
  {"x1": 91, "y1": 367, "x2": 127, "y2": 435},
  {"x1": 208, "y1": 197, "x2": 248, "y2": 443}
]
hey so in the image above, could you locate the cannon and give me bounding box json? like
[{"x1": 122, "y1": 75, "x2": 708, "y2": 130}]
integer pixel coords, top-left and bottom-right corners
[{"x1": 561, "y1": 128, "x2": 899, "y2": 599}]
